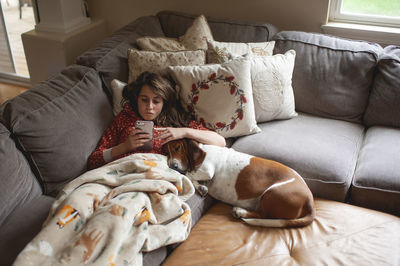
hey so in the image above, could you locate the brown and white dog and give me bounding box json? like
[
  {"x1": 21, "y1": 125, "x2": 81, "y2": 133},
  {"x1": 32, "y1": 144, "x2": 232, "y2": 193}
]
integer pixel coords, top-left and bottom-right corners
[{"x1": 164, "y1": 139, "x2": 315, "y2": 228}]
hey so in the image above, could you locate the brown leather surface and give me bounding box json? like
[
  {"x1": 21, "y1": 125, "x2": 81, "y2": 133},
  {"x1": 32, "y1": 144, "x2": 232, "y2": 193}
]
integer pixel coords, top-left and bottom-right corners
[{"x1": 164, "y1": 199, "x2": 400, "y2": 265}]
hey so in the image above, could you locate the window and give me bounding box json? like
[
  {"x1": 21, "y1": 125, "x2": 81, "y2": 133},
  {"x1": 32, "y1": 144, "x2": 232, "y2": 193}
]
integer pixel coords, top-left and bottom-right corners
[{"x1": 329, "y1": 0, "x2": 400, "y2": 28}]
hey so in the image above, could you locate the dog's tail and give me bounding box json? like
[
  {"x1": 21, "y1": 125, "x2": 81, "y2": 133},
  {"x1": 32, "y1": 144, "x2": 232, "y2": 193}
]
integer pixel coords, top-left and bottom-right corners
[{"x1": 241, "y1": 206, "x2": 315, "y2": 228}]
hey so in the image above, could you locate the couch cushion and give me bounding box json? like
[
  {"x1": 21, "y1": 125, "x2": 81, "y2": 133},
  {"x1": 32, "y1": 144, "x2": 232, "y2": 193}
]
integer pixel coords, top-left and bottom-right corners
[
  {"x1": 0, "y1": 123, "x2": 42, "y2": 227},
  {"x1": 231, "y1": 113, "x2": 364, "y2": 201},
  {"x1": 0, "y1": 65, "x2": 113, "y2": 195},
  {"x1": 143, "y1": 248, "x2": 168, "y2": 266},
  {"x1": 184, "y1": 193, "x2": 215, "y2": 230},
  {"x1": 273, "y1": 31, "x2": 382, "y2": 124},
  {"x1": 157, "y1": 10, "x2": 278, "y2": 42},
  {"x1": 76, "y1": 16, "x2": 165, "y2": 94},
  {"x1": 364, "y1": 45, "x2": 400, "y2": 128},
  {"x1": 0, "y1": 195, "x2": 54, "y2": 266},
  {"x1": 351, "y1": 127, "x2": 400, "y2": 216}
]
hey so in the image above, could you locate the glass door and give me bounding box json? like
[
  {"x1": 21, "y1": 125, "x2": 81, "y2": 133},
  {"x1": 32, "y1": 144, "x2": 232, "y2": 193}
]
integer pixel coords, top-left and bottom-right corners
[
  {"x1": 0, "y1": 0, "x2": 34, "y2": 86},
  {"x1": 0, "y1": 1, "x2": 16, "y2": 74}
]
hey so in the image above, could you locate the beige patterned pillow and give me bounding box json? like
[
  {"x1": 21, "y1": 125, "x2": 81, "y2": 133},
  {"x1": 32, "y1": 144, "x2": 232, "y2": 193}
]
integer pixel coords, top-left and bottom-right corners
[
  {"x1": 207, "y1": 40, "x2": 275, "y2": 63},
  {"x1": 250, "y1": 50, "x2": 297, "y2": 123},
  {"x1": 168, "y1": 58, "x2": 260, "y2": 138},
  {"x1": 128, "y1": 49, "x2": 206, "y2": 83},
  {"x1": 136, "y1": 15, "x2": 213, "y2": 52}
]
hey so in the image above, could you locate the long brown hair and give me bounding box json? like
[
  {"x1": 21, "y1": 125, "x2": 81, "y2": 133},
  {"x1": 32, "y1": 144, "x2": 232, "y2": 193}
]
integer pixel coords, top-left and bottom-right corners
[{"x1": 122, "y1": 71, "x2": 191, "y2": 127}]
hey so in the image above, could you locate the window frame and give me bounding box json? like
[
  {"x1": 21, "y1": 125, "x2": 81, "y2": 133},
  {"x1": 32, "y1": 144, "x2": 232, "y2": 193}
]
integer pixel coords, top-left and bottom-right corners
[{"x1": 329, "y1": 0, "x2": 400, "y2": 28}]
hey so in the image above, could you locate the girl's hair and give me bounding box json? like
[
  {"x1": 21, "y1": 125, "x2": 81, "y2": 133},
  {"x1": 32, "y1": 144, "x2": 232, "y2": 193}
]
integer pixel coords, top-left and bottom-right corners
[{"x1": 122, "y1": 71, "x2": 191, "y2": 127}]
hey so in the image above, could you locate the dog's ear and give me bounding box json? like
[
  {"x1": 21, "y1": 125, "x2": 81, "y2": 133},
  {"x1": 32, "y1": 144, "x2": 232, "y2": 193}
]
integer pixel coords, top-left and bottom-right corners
[
  {"x1": 187, "y1": 139, "x2": 206, "y2": 172},
  {"x1": 161, "y1": 142, "x2": 168, "y2": 154}
]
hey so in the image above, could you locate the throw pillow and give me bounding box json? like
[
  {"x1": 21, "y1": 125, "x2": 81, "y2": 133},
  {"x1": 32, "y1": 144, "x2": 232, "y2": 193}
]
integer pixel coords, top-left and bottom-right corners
[
  {"x1": 250, "y1": 50, "x2": 298, "y2": 122},
  {"x1": 128, "y1": 49, "x2": 206, "y2": 83},
  {"x1": 207, "y1": 40, "x2": 275, "y2": 63},
  {"x1": 136, "y1": 15, "x2": 213, "y2": 52},
  {"x1": 168, "y1": 58, "x2": 260, "y2": 138},
  {"x1": 110, "y1": 79, "x2": 127, "y2": 115}
]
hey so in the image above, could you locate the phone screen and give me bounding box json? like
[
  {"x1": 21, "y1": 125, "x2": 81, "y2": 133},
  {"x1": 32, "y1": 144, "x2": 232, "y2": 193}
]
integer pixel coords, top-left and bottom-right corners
[{"x1": 135, "y1": 120, "x2": 153, "y2": 151}]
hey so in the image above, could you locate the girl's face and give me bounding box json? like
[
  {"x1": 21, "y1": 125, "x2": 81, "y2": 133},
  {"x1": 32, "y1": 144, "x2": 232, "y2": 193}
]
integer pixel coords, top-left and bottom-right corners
[{"x1": 137, "y1": 84, "x2": 164, "y2": 121}]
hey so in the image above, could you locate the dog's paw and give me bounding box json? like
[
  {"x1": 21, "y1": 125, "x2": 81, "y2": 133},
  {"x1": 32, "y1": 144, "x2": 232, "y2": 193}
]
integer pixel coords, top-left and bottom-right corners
[
  {"x1": 197, "y1": 185, "x2": 208, "y2": 197},
  {"x1": 232, "y1": 207, "x2": 246, "y2": 219}
]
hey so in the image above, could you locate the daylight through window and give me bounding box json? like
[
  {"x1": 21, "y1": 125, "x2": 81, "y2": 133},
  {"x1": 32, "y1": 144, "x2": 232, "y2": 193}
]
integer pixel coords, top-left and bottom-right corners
[{"x1": 329, "y1": 0, "x2": 400, "y2": 27}]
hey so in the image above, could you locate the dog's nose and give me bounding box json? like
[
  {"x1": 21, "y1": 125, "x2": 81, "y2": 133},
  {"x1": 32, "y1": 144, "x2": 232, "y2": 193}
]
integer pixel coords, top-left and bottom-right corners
[{"x1": 171, "y1": 162, "x2": 179, "y2": 170}]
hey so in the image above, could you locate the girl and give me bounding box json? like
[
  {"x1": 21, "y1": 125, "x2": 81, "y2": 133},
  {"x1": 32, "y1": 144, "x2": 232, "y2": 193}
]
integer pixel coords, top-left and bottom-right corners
[{"x1": 88, "y1": 71, "x2": 225, "y2": 169}]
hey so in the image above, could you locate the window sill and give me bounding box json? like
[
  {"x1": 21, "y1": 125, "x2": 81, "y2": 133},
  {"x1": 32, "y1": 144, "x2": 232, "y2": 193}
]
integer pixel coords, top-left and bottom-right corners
[{"x1": 321, "y1": 22, "x2": 400, "y2": 47}]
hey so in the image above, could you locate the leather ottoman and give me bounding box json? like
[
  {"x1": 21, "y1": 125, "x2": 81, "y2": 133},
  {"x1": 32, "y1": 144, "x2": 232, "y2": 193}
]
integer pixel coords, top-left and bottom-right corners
[{"x1": 163, "y1": 199, "x2": 400, "y2": 265}]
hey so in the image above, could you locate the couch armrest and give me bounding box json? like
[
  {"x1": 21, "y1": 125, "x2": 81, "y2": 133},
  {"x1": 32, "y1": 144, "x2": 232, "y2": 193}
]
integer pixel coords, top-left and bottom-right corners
[{"x1": 0, "y1": 123, "x2": 42, "y2": 227}]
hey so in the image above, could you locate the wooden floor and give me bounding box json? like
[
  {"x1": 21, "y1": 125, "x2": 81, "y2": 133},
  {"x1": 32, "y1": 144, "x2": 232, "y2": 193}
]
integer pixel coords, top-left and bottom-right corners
[{"x1": 0, "y1": 82, "x2": 27, "y2": 105}]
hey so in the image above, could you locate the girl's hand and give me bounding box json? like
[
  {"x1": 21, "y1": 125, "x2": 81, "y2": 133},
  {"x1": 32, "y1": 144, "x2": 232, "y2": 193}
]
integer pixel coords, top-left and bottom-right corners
[
  {"x1": 155, "y1": 126, "x2": 226, "y2": 147},
  {"x1": 123, "y1": 128, "x2": 152, "y2": 152},
  {"x1": 155, "y1": 127, "x2": 187, "y2": 144}
]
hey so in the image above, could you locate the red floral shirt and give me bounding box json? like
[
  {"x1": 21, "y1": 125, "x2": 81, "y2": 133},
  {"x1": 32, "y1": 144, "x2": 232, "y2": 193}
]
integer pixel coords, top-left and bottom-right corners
[{"x1": 88, "y1": 103, "x2": 207, "y2": 169}]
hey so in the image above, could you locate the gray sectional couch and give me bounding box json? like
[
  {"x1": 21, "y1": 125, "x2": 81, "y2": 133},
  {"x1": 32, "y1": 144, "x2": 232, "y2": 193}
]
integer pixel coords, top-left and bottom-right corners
[{"x1": 0, "y1": 10, "x2": 399, "y2": 266}]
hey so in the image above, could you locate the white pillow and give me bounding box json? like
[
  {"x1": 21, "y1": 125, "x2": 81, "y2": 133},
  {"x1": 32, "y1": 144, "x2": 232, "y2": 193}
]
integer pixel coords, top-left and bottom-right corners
[
  {"x1": 250, "y1": 50, "x2": 298, "y2": 122},
  {"x1": 136, "y1": 15, "x2": 214, "y2": 52},
  {"x1": 207, "y1": 40, "x2": 275, "y2": 63},
  {"x1": 110, "y1": 79, "x2": 126, "y2": 116},
  {"x1": 128, "y1": 49, "x2": 206, "y2": 83},
  {"x1": 168, "y1": 57, "x2": 260, "y2": 138}
]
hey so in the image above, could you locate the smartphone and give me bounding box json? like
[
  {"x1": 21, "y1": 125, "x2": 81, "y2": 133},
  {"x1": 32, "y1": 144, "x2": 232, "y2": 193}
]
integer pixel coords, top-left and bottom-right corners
[{"x1": 135, "y1": 120, "x2": 154, "y2": 151}]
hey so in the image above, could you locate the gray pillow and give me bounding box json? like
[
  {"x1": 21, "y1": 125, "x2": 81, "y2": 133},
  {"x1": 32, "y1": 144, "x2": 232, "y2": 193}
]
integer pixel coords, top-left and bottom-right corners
[
  {"x1": 0, "y1": 123, "x2": 42, "y2": 226},
  {"x1": 364, "y1": 45, "x2": 400, "y2": 128},
  {"x1": 0, "y1": 65, "x2": 113, "y2": 195},
  {"x1": 273, "y1": 31, "x2": 382, "y2": 124}
]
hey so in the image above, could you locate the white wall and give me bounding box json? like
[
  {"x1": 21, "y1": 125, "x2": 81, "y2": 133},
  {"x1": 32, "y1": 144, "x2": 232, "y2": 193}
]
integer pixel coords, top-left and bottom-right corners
[{"x1": 87, "y1": 0, "x2": 330, "y2": 35}]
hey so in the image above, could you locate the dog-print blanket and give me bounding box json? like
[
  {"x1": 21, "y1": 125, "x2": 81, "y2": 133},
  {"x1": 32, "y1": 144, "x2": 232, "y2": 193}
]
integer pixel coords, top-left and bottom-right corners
[{"x1": 13, "y1": 153, "x2": 195, "y2": 266}]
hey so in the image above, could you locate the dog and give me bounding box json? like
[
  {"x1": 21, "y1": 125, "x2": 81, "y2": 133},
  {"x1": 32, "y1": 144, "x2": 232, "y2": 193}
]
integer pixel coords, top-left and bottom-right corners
[{"x1": 163, "y1": 138, "x2": 315, "y2": 228}]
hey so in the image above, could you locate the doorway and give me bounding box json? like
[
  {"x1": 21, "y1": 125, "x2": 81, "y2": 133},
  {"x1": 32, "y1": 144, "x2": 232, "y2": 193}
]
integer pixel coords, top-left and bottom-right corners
[{"x1": 0, "y1": 0, "x2": 34, "y2": 86}]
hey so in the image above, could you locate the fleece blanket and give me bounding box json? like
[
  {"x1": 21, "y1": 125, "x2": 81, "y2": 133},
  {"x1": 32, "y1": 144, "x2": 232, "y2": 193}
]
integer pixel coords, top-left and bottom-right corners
[{"x1": 13, "y1": 153, "x2": 195, "y2": 266}]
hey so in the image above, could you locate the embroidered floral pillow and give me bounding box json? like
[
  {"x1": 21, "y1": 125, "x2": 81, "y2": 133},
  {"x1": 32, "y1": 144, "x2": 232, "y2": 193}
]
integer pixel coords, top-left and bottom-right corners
[
  {"x1": 136, "y1": 15, "x2": 214, "y2": 52},
  {"x1": 128, "y1": 49, "x2": 206, "y2": 83},
  {"x1": 250, "y1": 50, "x2": 297, "y2": 122},
  {"x1": 207, "y1": 40, "x2": 275, "y2": 63},
  {"x1": 168, "y1": 58, "x2": 260, "y2": 138}
]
